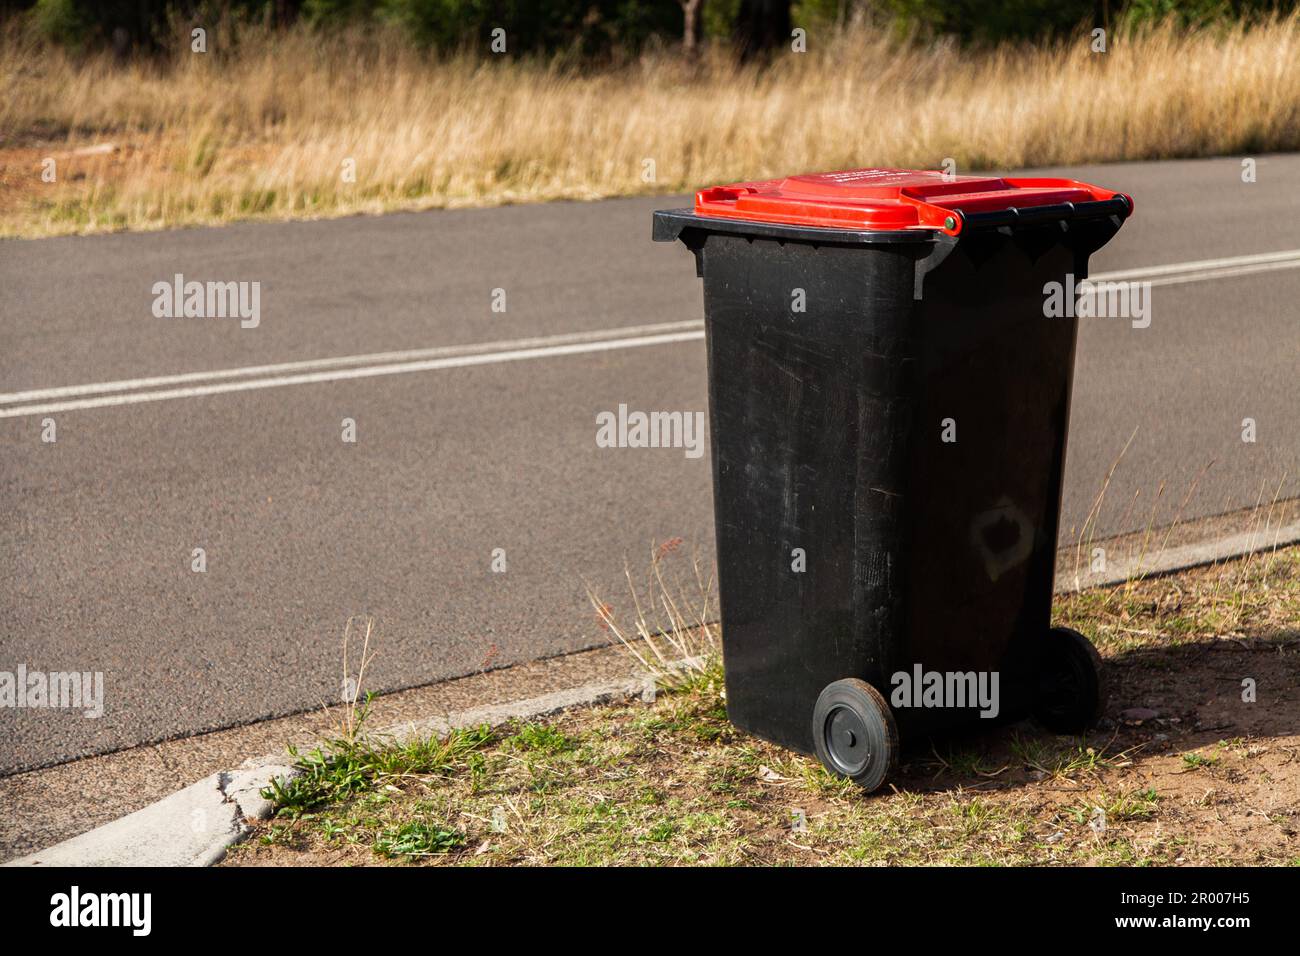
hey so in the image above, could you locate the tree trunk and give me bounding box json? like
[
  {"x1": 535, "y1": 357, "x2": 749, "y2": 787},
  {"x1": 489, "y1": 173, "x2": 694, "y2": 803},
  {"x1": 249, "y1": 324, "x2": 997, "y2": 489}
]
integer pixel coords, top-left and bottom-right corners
[{"x1": 680, "y1": 0, "x2": 703, "y2": 57}]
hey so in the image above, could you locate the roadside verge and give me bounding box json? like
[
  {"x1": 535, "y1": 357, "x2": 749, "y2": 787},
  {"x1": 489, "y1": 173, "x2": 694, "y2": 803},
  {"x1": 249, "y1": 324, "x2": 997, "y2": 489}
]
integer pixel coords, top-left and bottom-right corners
[{"x1": 5, "y1": 507, "x2": 1296, "y2": 866}]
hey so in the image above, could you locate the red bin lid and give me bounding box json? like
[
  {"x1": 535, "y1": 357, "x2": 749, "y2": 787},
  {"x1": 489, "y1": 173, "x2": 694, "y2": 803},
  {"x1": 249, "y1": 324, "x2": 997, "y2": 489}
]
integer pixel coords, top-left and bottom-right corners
[{"x1": 693, "y1": 168, "x2": 1130, "y2": 236}]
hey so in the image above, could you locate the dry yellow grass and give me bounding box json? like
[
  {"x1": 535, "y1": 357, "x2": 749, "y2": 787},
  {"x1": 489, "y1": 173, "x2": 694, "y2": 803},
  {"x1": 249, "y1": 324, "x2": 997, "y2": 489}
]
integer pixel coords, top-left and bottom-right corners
[{"x1": 2, "y1": 15, "x2": 1298, "y2": 238}]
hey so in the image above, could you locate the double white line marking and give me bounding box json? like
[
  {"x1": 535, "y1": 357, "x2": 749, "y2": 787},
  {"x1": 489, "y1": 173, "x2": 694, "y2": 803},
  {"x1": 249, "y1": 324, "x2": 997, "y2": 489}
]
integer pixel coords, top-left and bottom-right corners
[
  {"x1": 0, "y1": 322, "x2": 707, "y2": 419},
  {"x1": 3, "y1": 248, "x2": 1298, "y2": 420},
  {"x1": 1092, "y1": 248, "x2": 1300, "y2": 287}
]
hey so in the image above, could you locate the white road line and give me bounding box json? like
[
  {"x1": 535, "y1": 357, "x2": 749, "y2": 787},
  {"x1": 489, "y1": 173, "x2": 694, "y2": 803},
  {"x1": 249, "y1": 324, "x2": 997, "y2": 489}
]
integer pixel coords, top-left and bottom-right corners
[
  {"x1": 0, "y1": 320, "x2": 704, "y2": 405},
  {"x1": 1120, "y1": 258, "x2": 1300, "y2": 288},
  {"x1": 1092, "y1": 248, "x2": 1300, "y2": 282},
  {"x1": 0, "y1": 330, "x2": 707, "y2": 419},
  {"x1": 3, "y1": 248, "x2": 1298, "y2": 419}
]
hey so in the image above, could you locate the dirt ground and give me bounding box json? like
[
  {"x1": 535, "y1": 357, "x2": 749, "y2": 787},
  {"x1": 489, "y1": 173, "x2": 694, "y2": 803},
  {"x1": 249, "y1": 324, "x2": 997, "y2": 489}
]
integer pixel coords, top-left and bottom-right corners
[
  {"x1": 0, "y1": 138, "x2": 281, "y2": 236},
  {"x1": 225, "y1": 545, "x2": 1299, "y2": 866}
]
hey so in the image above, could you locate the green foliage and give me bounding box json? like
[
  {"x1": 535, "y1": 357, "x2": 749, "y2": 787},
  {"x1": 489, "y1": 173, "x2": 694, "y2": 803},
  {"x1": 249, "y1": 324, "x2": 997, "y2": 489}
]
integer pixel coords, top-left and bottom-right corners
[
  {"x1": 262, "y1": 721, "x2": 495, "y2": 819},
  {"x1": 29, "y1": 0, "x2": 277, "y2": 49},
  {"x1": 18, "y1": 0, "x2": 1300, "y2": 55},
  {"x1": 792, "y1": 0, "x2": 849, "y2": 30},
  {"x1": 703, "y1": 0, "x2": 741, "y2": 39},
  {"x1": 31, "y1": 0, "x2": 124, "y2": 50},
  {"x1": 506, "y1": 721, "x2": 578, "y2": 754},
  {"x1": 373, "y1": 820, "x2": 467, "y2": 857},
  {"x1": 1120, "y1": 0, "x2": 1292, "y2": 28},
  {"x1": 877, "y1": 0, "x2": 1297, "y2": 43},
  {"x1": 877, "y1": 0, "x2": 1094, "y2": 43},
  {"x1": 305, "y1": 0, "x2": 682, "y2": 56}
]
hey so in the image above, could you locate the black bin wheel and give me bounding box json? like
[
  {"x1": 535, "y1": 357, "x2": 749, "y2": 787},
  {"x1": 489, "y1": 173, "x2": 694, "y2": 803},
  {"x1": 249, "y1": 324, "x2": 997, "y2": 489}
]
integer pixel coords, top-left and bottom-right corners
[
  {"x1": 1033, "y1": 626, "x2": 1107, "y2": 734},
  {"x1": 811, "y1": 678, "x2": 898, "y2": 793}
]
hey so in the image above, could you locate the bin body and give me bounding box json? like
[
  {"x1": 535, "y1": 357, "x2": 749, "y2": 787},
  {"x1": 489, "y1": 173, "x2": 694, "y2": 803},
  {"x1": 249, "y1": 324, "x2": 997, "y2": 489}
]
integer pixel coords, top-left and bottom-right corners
[{"x1": 654, "y1": 170, "x2": 1130, "y2": 754}]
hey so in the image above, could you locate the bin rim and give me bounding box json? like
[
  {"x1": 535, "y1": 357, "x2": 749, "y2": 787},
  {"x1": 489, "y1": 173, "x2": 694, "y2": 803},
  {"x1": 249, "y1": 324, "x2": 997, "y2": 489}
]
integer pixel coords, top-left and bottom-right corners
[
  {"x1": 652, "y1": 208, "x2": 941, "y2": 246},
  {"x1": 654, "y1": 194, "x2": 1132, "y2": 246},
  {"x1": 680, "y1": 169, "x2": 1132, "y2": 238}
]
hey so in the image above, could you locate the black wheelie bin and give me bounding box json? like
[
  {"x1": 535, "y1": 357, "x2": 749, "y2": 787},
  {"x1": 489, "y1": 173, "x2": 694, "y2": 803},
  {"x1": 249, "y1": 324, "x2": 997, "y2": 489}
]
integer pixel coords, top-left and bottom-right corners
[{"x1": 653, "y1": 169, "x2": 1132, "y2": 791}]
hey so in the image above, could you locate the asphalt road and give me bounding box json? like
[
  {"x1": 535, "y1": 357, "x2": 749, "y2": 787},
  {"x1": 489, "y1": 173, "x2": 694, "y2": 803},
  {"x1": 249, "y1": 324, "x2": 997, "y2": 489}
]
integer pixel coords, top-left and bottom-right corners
[{"x1": 2, "y1": 155, "x2": 1298, "y2": 774}]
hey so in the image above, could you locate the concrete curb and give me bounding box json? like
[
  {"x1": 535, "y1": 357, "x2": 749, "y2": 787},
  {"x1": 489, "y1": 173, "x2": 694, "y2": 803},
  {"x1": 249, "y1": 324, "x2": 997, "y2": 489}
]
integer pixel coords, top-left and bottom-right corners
[
  {"x1": 3, "y1": 676, "x2": 653, "y2": 867},
  {"x1": 1, "y1": 765, "x2": 298, "y2": 867},
  {"x1": 6, "y1": 520, "x2": 1295, "y2": 867},
  {"x1": 1054, "y1": 519, "x2": 1300, "y2": 593}
]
